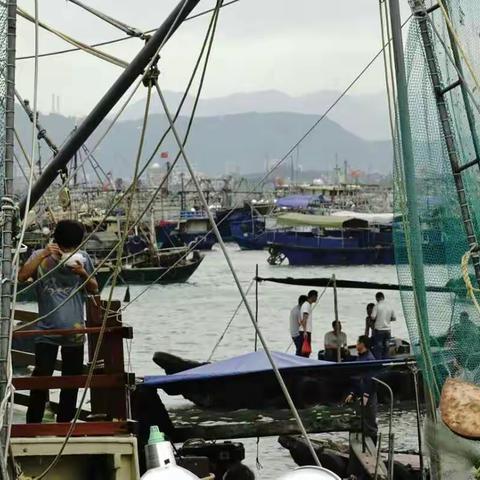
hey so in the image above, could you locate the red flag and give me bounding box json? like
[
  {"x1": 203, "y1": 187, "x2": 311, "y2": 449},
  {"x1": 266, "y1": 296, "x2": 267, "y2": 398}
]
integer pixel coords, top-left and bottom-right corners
[{"x1": 160, "y1": 152, "x2": 169, "y2": 159}]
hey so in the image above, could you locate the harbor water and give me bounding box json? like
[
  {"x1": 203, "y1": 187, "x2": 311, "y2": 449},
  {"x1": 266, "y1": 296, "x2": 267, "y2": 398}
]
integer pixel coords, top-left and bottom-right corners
[
  {"x1": 114, "y1": 244, "x2": 418, "y2": 479},
  {"x1": 17, "y1": 244, "x2": 418, "y2": 479}
]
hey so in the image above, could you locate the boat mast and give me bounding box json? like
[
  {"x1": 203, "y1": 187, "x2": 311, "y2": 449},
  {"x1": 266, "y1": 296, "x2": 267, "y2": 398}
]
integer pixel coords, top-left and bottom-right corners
[
  {"x1": 0, "y1": 0, "x2": 16, "y2": 468},
  {"x1": 18, "y1": 0, "x2": 202, "y2": 218}
]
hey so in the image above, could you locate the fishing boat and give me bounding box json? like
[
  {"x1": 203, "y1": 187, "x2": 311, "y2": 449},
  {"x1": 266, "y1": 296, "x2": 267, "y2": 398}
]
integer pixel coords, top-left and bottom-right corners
[
  {"x1": 278, "y1": 435, "x2": 422, "y2": 480},
  {"x1": 95, "y1": 247, "x2": 204, "y2": 289},
  {"x1": 229, "y1": 195, "x2": 323, "y2": 250},
  {"x1": 267, "y1": 213, "x2": 395, "y2": 266},
  {"x1": 147, "y1": 348, "x2": 417, "y2": 410}
]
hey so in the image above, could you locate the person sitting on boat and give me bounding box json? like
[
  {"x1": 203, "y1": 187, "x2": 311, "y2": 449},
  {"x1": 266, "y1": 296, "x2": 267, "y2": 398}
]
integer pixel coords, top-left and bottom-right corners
[
  {"x1": 371, "y1": 292, "x2": 396, "y2": 359},
  {"x1": 18, "y1": 220, "x2": 98, "y2": 424},
  {"x1": 364, "y1": 302, "x2": 375, "y2": 338},
  {"x1": 345, "y1": 335, "x2": 378, "y2": 445},
  {"x1": 299, "y1": 290, "x2": 319, "y2": 357},
  {"x1": 290, "y1": 294, "x2": 308, "y2": 356},
  {"x1": 324, "y1": 320, "x2": 348, "y2": 362},
  {"x1": 223, "y1": 463, "x2": 255, "y2": 480}
]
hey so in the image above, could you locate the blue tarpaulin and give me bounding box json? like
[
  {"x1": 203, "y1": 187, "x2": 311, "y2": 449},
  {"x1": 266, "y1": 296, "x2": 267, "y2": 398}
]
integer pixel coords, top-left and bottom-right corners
[
  {"x1": 276, "y1": 195, "x2": 324, "y2": 209},
  {"x1": 143, "y1": 350, "x2": 332, "y2": 387}
]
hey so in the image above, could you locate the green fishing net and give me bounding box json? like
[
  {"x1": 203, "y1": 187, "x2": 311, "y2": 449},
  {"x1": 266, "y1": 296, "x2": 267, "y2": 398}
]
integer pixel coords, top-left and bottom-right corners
[{"x1": 394, "y1": 0, "x2": 480, "y2": 401}]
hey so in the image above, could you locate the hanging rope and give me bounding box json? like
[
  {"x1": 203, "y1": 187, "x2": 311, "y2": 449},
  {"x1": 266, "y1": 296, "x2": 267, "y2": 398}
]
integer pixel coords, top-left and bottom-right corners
[
  {"x1": 436, "y1": 0, "x2": 480, "y2": 92},
  {"x1": 207, "y1": 279, "x2": 255, "y2": 362},
  {"x1": 16, "y1": 5, "x2": 129, "y2": 68},
  {"x1": 155, "y1": 74, "x2": 323, "y2": 466},
  {"x1": 14, "y1": 0, "x2": 200, "y2": 327},
  {"x1": 461, "y1": 246, "x2": 480, "y2": 314},
  {"x1": 31, "y1": 76, "x2": 155, "y2": 480}
]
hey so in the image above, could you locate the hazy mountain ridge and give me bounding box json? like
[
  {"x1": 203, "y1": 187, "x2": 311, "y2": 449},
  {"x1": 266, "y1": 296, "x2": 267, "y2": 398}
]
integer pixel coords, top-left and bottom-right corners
[
  {"x1": 15, "y1": 109, "x2": 392, "y2": 179},
  {"x1": 122, "y1": 89, "x2": 390, "y2": 141}
]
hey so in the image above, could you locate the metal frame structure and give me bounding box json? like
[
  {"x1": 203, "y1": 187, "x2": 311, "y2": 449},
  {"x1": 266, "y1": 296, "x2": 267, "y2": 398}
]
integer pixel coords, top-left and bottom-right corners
[
  {"x1": 409, "y1": 0, "x2": 480, "y2": 281},
  {"x1": 19, "y1": 0, "x2": 202, "y2": 218}
]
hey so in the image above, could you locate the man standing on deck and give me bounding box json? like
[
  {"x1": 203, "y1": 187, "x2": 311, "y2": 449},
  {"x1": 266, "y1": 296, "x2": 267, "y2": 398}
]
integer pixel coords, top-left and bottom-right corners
[
  {"x1": 18, "y1": 220, "x2": 98, "y2": 423},
  {"x1": 345, "y1": 335, "x2": 378, "y2": 444},
  {"x1": 371, "y1": 291, "x2": 396, "y2": 359},
  {"x1": 299, "y1": 290, "x2": 318, "y2": 357},
  {"x1": 290, "y1": 295, "x2": 307, "y2": 356}
]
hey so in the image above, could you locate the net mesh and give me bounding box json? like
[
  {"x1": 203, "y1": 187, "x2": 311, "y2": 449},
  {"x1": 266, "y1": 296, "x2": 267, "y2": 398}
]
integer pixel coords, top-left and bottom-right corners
[{"x1": 394, "y1": 0, "x2": 480, "y2": 401}]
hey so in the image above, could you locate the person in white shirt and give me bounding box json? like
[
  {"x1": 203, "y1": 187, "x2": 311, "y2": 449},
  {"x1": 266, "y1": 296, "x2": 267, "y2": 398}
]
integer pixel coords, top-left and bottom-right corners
[
  {"x1": 289, "y1": 295, "x2": 307, "y2": 356},
  {"x1": 371, "y1": 291, "x2": 396, "y2": 359},
  {"x1": 324, "y1": 321, "x2": 348, "y2": 361},
  {"x1": 299, "y1": 290, "x2": 318, "y2": 357}
]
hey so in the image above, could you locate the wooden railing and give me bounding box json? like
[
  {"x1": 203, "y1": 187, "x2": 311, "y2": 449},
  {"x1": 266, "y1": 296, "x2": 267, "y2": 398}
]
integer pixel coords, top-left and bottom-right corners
[{"x1": 11, "y1": 296, "x2": 135, "y2": 437}]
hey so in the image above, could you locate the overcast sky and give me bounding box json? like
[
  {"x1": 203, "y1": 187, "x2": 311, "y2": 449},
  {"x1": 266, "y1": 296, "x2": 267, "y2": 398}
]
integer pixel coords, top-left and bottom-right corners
[{"x1": 16, "y1": 0, "x2": 411, "y2": 117}]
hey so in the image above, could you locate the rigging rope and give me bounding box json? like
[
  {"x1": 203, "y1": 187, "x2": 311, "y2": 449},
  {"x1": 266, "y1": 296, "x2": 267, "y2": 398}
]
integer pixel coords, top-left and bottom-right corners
[
  {"x1": 66, "y1": 0, "x2": 146, "y2": 39},
  {"x1": 0, "y1": 0, "x2": 40, "y2": 470},
  {"x1": 16, "y1": 0, "x2": 221, "y2": 300},
  {"x1": 16, "y1": 0, "x2": 241, "y2": 61},
  {"x1": 436, "y1": 0, "x2": 480, "y2": 92},
  {"x1": 16, "y1": 5, "x2": 128, "y2": 68},
  {"x1": 119, "y1": 19, "x2": 414, "y2": 311},
  {"x1": 155, "y1": 76, "x2": 323, "y2": 467},
  {"x1": 207, "y1": 279, "x2": 255, "y2": 362},
  {"x1": 14, "y1": 0, "x2": 207, "y2": 328},
  {"x1": 31, "y1": 73, "x2": 155, "y2": 480},
  {"x1": 461, "y1": 247, "x2": 480, "y2": 315}
]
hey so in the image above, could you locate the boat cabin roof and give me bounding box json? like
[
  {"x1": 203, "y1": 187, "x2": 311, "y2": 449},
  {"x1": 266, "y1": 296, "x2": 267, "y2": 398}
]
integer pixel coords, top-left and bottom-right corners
[{"x1": 277, "y1": 213, "x2": 368, "y2": 229}]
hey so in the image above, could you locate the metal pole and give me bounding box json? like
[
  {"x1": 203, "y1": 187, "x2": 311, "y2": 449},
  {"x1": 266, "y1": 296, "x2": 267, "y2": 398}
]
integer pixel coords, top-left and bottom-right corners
[
  {"x1": 15, "y1": 89, "x2": 59, "y2": 154},
  {"x1": 0, "y1": 0, "x2": 16, "y2": 472},
  {"x1": 388, "y1": 0, "x2": 437, "y2": 403},
  {"x1": 373, "y1": 377, "x2": 394, "y2": 480},
  {"x1": 155, "y1": 82, "x2": 323, "y2": 468},
  {"x1": 333, "y1": 274, "x2": 341, "y2": 362},
  {"x1": 19, "y1": 0, "x2": 201, "y2": 218},
  {"x1": 389, "y1": 1, "x2": 441, "y2": 477},
  {"x1": 411, "y1": 365, "x2": 426, "y2": 479},
  {"x1": 254, "y1": 264, "x2": 258, "y2": 351}
]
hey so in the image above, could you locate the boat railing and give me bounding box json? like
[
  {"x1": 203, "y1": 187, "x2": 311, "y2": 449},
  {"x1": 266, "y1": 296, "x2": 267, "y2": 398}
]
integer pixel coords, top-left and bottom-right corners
[{"x1": 11, "y1": 296, "x2": 135, "y2": 438}]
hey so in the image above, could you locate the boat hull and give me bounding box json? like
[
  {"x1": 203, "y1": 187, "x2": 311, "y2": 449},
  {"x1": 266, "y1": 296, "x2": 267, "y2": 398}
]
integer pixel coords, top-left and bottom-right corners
[
  {"x1": 278, "y1": 435, "x2": 422, "y2": 480},
  {"x1": 268, "y1": 242, "x2": 395, "y2": 266},
  {"x1": 96, "y1": 255, "x2": 204, "y2": 289},
  {"x1": 152, "y1": 350, "x2": 419, "y2": 410}
]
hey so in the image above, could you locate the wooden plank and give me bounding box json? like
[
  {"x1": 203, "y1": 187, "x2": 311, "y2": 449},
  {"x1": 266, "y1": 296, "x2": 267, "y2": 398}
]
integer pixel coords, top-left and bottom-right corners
[
  {"x1": 11, "y1": 421, "x2": 135, "y2": 437},
  {"x1": 171, "y1": 405, "x2": 361, "y2": 441},
  {"x1": 350, "y1": 432, "x2": 388, "y2": 480},
  {"x1": 86, "y1": 297, "x2": 129, "y2": 420},
  {"x1": 13, "y1": 325, "x2": 132, "y2": 338},
  {"x1": 170, "y1": 402, "x2": 416, "y2": 441},
  {"x1": 13, "y1": 373, "x2": 135, "y2": 391},
  {"x1": 13, "y1": 310, "x2": 38, "y2": 323}
]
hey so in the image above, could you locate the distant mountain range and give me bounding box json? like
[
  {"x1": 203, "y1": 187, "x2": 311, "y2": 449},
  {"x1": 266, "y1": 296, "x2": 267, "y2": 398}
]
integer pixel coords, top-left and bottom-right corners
[
  {"x1": 122, "y1": 89, "x2": 391, "y2": 141},
  {"x1": 15, "y1": 107, "x2": 392, "y2": 179}
]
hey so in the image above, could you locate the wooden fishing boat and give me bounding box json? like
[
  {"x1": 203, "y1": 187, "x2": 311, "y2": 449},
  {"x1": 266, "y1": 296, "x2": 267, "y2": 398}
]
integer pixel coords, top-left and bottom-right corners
[
  {"x1": 96, "y1": 247, "x2": 204, "y2": 289},
  {"x1": 149, "y1": 346, "x2": 418, "y2": 410},
  {"x1": 278, "y1": 435, "x2": 423, "y2": 480}
]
